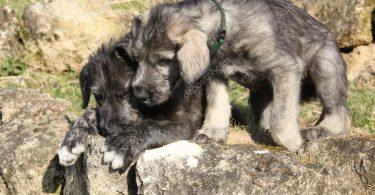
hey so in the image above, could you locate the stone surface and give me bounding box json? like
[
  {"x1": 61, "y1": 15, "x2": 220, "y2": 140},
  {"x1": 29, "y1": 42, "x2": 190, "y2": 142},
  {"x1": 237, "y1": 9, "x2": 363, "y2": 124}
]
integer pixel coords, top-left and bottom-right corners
[
  {"x1": 63, "y1": 136, "x2": 131, "y2": 195},
  {"x1": 63, "y1": 135, "x2": 375, "y2": 194},
  {"x1": 136, "y1": 138, "x2": 374, "y2": 194},
  {"x1": 344, "y1": 44, "x2": 375, "y2": 85},
  {"x1": 22, "y1": 0, "x2": 127, "y2": 72},
  {"x1": 0, "y1": 89, "x2": 69, "y2": 194},
  {"x1": 0, "y1": 6, "x2": 19, "y2": 61},
  {"x1": 290, "y1": 0, "x2": 374, "y2": 48},
  {"x1": 301, "y1": 137, "x2": 375, "y2": 189}
]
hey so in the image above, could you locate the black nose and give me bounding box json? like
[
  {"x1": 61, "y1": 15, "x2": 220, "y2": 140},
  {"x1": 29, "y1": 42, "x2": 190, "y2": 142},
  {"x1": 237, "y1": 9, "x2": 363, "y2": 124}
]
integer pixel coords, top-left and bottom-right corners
[
  {"x1": 99, "y1": 120, "x2": 110, "y2": 136},
  {"x1": 132, "y1": 86, "x2": 150, "y2": 101}
]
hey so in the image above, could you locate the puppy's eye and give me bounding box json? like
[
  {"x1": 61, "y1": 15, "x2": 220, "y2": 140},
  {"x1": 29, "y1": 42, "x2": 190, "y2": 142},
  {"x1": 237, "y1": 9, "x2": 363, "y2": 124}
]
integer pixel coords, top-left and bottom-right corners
[
  {"x1": 158, "y1": 58, "x2": 174, "y2": 65},
  {"x1": 116, "y1": 91, "x2": 128, "y2": 99},
  {"x1": 94, "y1": 94, "x2": 104, "y2": 102}
]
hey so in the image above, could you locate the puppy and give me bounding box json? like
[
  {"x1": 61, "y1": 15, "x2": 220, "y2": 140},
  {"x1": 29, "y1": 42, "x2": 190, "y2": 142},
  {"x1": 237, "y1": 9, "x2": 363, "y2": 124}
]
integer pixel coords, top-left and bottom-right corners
[
  {"x1": 118, "y1": 0, "x2": 350, "y2": 151},
  {"x1": 58, "y1": 38, "x2": 206, "y2": 170}
]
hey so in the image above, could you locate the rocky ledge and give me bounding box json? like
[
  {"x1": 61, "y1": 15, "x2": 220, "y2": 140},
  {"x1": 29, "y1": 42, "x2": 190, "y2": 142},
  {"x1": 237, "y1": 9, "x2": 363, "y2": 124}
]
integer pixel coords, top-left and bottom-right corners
[{"x1": 0, "y1": 89, "x2": 374, "y2": 194}]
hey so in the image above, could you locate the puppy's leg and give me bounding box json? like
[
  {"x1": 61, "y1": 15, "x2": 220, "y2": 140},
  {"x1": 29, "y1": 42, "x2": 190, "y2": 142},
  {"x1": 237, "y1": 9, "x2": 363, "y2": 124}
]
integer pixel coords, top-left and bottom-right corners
[
  {"x1": 194, "y1": 78, "x2": 231, "y2": 143},
  {"x1": 249, "y1": 87, "x2": 273, "y2": 130},
  {"x1": 101, "y1": 120, "x2": 194, "y2": 171},
  {"x1": 270, "y1": 64, "x2": 303, "y2": 151},
  {"x1": 301, "y1": 42, "x2": 350, "y2": 141},
  {"x1": 58, "y1": 109, "x2": 97, "y2": 166}
]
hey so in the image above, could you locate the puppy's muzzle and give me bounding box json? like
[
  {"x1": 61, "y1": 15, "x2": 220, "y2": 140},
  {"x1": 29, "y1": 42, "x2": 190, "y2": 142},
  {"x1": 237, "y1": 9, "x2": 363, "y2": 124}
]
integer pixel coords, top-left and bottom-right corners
[{"x1": 132, "y1": 85, "x2": 150, "y2": 102}]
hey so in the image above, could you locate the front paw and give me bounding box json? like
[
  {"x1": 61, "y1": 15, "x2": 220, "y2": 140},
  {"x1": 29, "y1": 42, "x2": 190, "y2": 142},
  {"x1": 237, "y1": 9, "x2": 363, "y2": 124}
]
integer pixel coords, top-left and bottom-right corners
[
  {"x1": 193, "y1": 127, "x2": 228, "y2": 144},
  {"x1": 192, "y1": 133, "x2": 210, "y2": 144},
  {"x1": 100, "y1": 133, "x2": 143, "y2": 171},
  {"x1": 58, "y1": 129, "x2": 87, "y2": 166},
  {"x1": 58, "y1": 143, "x2": 85, "y2": 166}
]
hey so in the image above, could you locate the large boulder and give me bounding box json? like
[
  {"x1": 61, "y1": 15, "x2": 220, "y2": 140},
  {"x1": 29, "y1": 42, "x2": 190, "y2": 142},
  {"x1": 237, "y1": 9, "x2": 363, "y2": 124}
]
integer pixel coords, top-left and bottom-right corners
[
  {"x1": 63, "y1": 136, "x2": 375, "y2": 194},
  {"x1": 136, "y1": 138, "x2": 374, "y2": 194},
  {"x1": 0, "y1": 6, "x2": 19, "y2": 61},
  {"x1": 22, "y1": 0, "x2": 127, "y2": 72},
  {"x1": 290, "y1": 0, "x2": 374, "y2": 48},
  {"x1": 0, "y1": 89, "x2": 69, "y2": 194}
]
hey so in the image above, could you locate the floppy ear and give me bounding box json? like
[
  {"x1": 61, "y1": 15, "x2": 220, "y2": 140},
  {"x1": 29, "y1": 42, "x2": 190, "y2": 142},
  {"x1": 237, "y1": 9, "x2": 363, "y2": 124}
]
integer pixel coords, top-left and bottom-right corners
[
  {"x1": 177, "y1": 29, "x2": 210, "y2": 83},
  {"x1": 115, "y1": 39, "x2": 132, "y2": 62},
  {"x1": 79, "y1": 65, "x2": 91, "y2": 109}
]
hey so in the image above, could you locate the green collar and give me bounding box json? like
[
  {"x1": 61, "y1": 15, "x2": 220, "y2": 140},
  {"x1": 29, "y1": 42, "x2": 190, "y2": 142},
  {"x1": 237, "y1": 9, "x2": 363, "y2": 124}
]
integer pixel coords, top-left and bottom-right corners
[{"x1": 210, "y1": 0, "x2": 227, "y2": 57}]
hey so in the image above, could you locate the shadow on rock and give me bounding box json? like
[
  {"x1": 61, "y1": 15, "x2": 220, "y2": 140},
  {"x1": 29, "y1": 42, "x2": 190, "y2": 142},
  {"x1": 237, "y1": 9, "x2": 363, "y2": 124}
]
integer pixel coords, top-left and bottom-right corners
[{"x1": 42, "y1": 155, "x2": 65, "y2": 193}]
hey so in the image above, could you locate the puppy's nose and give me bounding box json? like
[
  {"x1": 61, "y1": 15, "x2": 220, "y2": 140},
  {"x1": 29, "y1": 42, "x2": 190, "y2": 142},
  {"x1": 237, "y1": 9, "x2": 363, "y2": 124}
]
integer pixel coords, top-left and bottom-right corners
[
  {"x1": 99, "y1": 120, "x2": 110, "y2": 136},
  {"x1": 132, "y1": 86, "x2": 150, "y2": 101}
]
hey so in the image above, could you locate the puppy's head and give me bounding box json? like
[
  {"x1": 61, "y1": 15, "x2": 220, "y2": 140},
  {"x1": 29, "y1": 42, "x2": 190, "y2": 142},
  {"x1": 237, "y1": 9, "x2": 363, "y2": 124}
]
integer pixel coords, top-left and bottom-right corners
[
  {"x1": 80, "y1": 39, "x2": 140, "y2": 136},
  {"x1": 116, "y1": 6, "x2": 210, "y2": 106}
]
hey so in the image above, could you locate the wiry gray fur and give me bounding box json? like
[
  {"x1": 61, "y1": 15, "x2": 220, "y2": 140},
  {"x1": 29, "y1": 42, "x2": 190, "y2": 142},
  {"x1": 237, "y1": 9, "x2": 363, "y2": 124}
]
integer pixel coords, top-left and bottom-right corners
[
  {"x1": 119, "y1": 0, "x2": 350, "y2": 151},
  {"x1": 58, "y1": 38, "x2": 207, "y2": 169}
]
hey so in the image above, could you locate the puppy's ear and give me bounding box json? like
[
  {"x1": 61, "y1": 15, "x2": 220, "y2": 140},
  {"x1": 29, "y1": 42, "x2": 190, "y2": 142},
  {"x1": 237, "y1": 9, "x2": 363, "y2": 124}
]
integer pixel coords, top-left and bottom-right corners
[
  {"x1": 115, "y1": 39, "x2": 132, "y2": 62},
  {"x1": 177, "y1": 29, "x2": 210, "y2": 83},
  {"x1": 115, "y1": 15, "x2": 143, "y2": 62},
  {"x1": 79, "y1": 65, "x2": 91, "y2": 109},
  {"x1": 131, "y1": 15, "x2": 144, "y2": 36}
]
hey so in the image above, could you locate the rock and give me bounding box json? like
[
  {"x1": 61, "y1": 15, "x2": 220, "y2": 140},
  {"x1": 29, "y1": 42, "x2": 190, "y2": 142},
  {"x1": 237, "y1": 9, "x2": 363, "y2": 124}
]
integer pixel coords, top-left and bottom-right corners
[
  {"x1": 0, "y1": 6, "x2": 20, "y2": 61},
  {"x1": 0, "y1": 179, "x2": 6, "y2": 194},
  {"x1": 63, "y1": 135, "x2": 374, "y2": 194},
  {"x1": 301, "y1": 137, "x2": 375, "y2": 189},
  {"x1": 290, "y1": 0, "x2": 374, "y2": 48},
  {"x1": 63, "y1": 136, "x2": 131, "y2": 195},
  {"x1": 343, "y1": 44, "x2": 375, "y2": 87},
  {"x1": 0, "y1": 89, "x2": 70, "y2": 194},
  {"x1": 22, "y1": 0, "x2": 127, "y2": 72},
  {"x1": 136, "y1": 138, "x2": 374, "y2": 194}
]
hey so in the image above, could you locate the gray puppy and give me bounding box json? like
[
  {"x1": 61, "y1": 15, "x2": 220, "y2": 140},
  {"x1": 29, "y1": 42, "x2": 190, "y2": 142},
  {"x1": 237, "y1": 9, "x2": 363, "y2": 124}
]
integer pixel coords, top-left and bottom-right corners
[
  {"x1": 58, "y1": 38, "x2": 206, "y2": 169},
  {"x1": 117, "y1": 0, "x2": 350, "y2": 151}
]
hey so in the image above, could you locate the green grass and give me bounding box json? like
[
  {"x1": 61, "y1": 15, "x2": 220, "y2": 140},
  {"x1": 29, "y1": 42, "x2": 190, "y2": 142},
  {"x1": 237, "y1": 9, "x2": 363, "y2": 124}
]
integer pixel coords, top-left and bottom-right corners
[
  {"x1": 32, "y1": 71, "x2": 83, "y2": 116},
  {"x1": 0, "y1": 0, "x2": 40, "y2": 15},
  {"x1": 0, "y1": 56, "x2": 27, "y2": 76},
  {"x1": 229, "y1": 82, "x2": 249, "y2": 113},
  {"x1": 348, "y1": 89, "x2": 375, "y2": 133}
]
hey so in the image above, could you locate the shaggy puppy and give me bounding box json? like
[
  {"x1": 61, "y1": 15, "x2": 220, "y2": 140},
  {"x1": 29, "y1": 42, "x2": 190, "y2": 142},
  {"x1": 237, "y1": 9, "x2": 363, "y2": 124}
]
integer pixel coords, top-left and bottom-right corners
[
  {"x1": 118, "y1": 0, "x2": 350, "y2": 151},
  {"x1": 58, "y1": 38, "x2": 206, "y2": 170}
]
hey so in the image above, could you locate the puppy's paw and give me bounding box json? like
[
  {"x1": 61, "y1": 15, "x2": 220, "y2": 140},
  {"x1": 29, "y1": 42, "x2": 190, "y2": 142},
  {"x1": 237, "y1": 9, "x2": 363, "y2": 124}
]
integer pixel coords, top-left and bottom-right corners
[
  {"x1": 193, "y1": 127, "x2": 228, "y2": 144},
  {"x1": 58, "y1": 128, "x2": 87, "y2": 166},
  {"x1": 272, "y1": 130, "x2": 303, "y2": 152},
  {"x1": 101, "y1": 133, "x2": 142, "y2": 171},
  {"x1": 192, "y1": 133, "x2": 210, "y2": 144},
  {"x1": 301, "y1": 126, "x2": 332, "y2": 141},
  {"x1": 58, "y1": 143, "x2": 85, "y2": 166}
]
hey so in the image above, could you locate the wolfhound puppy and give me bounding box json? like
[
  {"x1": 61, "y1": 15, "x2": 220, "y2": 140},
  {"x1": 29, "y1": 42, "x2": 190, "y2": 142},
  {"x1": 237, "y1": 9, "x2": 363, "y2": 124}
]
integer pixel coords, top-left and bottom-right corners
[
  {"x1": 58, "y1": 38, "x2": 207, "y2": 169},
  {"x1": 117, "y1": 0, "x2": 350, "y2": 151}
]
